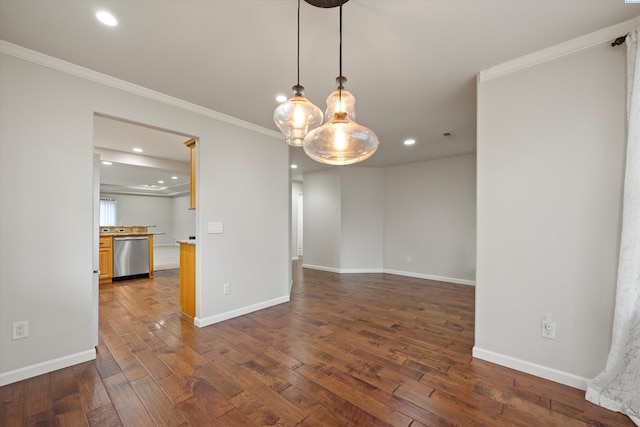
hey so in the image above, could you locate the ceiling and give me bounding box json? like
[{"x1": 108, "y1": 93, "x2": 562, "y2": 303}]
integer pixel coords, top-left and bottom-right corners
[
  {"x1": 1, "y1": 0, "x2": 639, "y2": 185},
  {"x1": 94, "y1": 115, "x2": 192, "y2": 196}
]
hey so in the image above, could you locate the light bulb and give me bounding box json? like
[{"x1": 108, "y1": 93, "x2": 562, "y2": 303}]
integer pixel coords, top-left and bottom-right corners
[
  {"x1": 333, "y1": 125, "x2": 347, "y2": 151},
  {"x1": 274, "y1": 85, "x2": 323, "y2": 147},
  {"x1": 292, "y1": 106, "x2": 307, "y2": 128}
]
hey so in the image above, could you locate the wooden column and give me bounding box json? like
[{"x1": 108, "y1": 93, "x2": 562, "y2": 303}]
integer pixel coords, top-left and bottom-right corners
[
  {"x1": 184, "y1": 138, "x2": 196, "y2": 210},
  {"x1": 179, "y1": 242, "x2": 196, "y2": 320}
]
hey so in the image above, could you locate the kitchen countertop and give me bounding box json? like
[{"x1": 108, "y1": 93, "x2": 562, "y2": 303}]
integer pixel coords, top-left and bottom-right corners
[{"x1": 177, "y1": 239, "x2": 196, "y2": 245}]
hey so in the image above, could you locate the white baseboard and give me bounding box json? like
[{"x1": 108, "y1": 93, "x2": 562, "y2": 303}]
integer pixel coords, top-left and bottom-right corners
[
  {"x1": 301, "y1": 263, "x2": 341, "y2": 273},
  {"x1": 302, "y1": 264, "x2": 475, "y2": 285},
  {"x1": 0, "y1": 348, "x2": 96, "y2": 387},
  {"x1": 472, "y1": 346, "x2": 589, "y2": 390},
  {"x1": 302, "y1": 264, "x2": 383, "y2": 274},
  {"x1": 383, "y1": 269, "x2": 476, "y2": 286},
  {"x1": 194, "y1": 295, "x2": 290, "y2": 328},
  {"x1": 340, "y1": 268, "x2": 384, "y2": 273}
]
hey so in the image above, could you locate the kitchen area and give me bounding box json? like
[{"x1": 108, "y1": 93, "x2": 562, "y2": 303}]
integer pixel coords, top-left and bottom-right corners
[
  {"x1": 95, "y1": 115, "x2": 197, "y2": 320},
  {"x1": 98, "y1": 225, "x2": 159, "y2": 283}
]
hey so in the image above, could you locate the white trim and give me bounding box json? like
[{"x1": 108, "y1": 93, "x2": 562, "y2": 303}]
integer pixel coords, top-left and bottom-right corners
[
  {"x1": 291, "y1": 256, "x2": 299, "y2": 261},
  {"x1": 301, "y1": 263, "x2": 341, "y2": 273},
  {"x1": 301, "y1": 264, "x2": 475, "y2": 285},
  {"x1": 302, "y1": 264, "x2": 384, "y2": 274},
  {"x1": 0, "y1": 349, "x2": 96, "y2": 387},
  {"x1": 384, "y1": 269, "x2": 476, "y2": 286},
  {"x1": 194, "y1": 295, "x2": 290, "y2": 328},
  {"x1": 340, "y1": 268, "x2": 384, "y2": 274},
  {"x1": 472, "y1": 346, "x2": 589, "y2": 390},
  {"x1": 0, "y1": 40, "x2": 282, "y2": 140},
  {"x1": 479, "y1": 15, "x2": 640, "y2": 82}
]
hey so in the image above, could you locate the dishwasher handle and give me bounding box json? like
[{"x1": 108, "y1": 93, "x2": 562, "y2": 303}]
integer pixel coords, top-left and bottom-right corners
[{"x1": 114, "y1": 236, "x2": 149, "y2": 241}]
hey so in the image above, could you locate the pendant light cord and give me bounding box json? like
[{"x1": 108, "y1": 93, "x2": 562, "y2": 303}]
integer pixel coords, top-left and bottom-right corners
[
  {"x1": 297, "y1": 0, "x2": 301, "y2": 87},
  {"x1": 338, "y1": 0, "x2": 343, "y2": 109}
]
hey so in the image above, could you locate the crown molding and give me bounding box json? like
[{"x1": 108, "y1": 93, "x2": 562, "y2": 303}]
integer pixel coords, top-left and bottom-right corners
[
  {"x1": 479, "y1": 15, "x2": 640, "y2": 82},
  {"x1": 0, "y1": 40, "x2": 282, "y2": 140}
]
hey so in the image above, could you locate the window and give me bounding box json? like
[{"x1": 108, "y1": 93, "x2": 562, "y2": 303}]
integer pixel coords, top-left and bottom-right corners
[{"x1": 100, "y1": 198, "x2": 117, "y2": 226}]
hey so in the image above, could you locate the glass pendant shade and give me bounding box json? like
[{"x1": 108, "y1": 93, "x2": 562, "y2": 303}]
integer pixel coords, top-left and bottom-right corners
[
  {"x1": 324, "y1": 76, "x2": 355, "y2": 121},
  {"x1": 274, "y1": 85, "x2": 323, "y2": 147},
  {"x1": 325, "y1": 88, "x2": 355, "y2": 122},
  {"x1": 303, "y1": 112, "x2": 379, "y2": 165}
]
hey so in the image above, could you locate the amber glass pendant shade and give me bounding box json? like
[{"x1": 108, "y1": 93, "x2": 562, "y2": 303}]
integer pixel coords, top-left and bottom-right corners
[{"x1": 303, "y1": 112, "x2": 379, "y2": 165}]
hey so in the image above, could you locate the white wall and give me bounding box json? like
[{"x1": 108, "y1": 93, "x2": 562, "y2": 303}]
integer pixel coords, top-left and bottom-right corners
[
  {"x1": 341, "y1": 168, "x2": 384, "y2": 272},
  {"x1": 475, "y1": 41, "x2": 626, "y2": 388},
  {"x1": 1, "y1": 52, "x2": 95, "y2": 384},
  {"x1": 291, "y1": 181, "x2": 303, "y2": 260},
  {"x1": 172, "y1": 195, "x2": 195, "y2": 243},
  {"x1": 384, "y1": 155, "x2": 476, "y2": 283},
  {"x1": 303, "y1": 169, "x2": 342, "y2": 271},
  {"x1": 196, "y1": 123, "x2": 290, "y2": 326},
  {"x1": 0, "y1": 47, "x2": 289, "y2": 385},
  {"x1": 302, "y1": 158, "x2": 475, "y2": 281},
  {"x1": 101, "y1": 193, "x2": 173, "y2": 245}
]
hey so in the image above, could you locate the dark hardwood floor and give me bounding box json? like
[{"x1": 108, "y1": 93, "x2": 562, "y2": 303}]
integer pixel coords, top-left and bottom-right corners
[{"x1": 1, "y1": 260, "x2": 633, "y2": 426}]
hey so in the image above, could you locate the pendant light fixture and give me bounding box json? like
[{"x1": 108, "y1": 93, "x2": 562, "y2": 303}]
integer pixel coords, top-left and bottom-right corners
[
  {"x1": 303, "y1": 0, "x2": 379, "y2": 165},
  {"x1": 274, "y1": 0, "x2": 323, "y2": 147},
  {"x1": 324, "y1": 76, "x2": 355, "y2": 121}
]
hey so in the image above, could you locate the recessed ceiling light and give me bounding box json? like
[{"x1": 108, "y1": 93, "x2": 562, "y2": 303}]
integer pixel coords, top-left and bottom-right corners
[
  {"x1": 101, "y1": 161, "x2": 112, "y2": 165},
  {"x1": 291, "y1": 164, "x2": 298, "y2": 169},
  {"x1": 158, "y1": 180, "x2": 164, "y2": 184},
  {"x1": 95, "y1": 11, "x2": 118, "y2": 27},
  {"x1": 171, "y1": 176, "x2": 178, "y2": 180},
  {"x1": 276, "y1": 94, "x2": 288, "y2": 103},
  {"x1": 133, "y1": 147, "x2": 143, "y2": 153},
  {"x1": 404, "y1": 139, "x2": 416, "y2": 146}
]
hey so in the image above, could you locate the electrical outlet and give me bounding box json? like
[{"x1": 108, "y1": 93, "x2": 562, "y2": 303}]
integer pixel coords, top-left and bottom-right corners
[
  {"x1": 542, "y1": 317, "x2": 556, "y2": 339},
  {"x1": 223, "y1": 283, "x2": 230, "y2": 295},
  {"x1": 406, "y1": 256, "x2": 412, "y2": 263},
  {"x1": 13, "y1": 321, "x2": 28, "y2": 340}
]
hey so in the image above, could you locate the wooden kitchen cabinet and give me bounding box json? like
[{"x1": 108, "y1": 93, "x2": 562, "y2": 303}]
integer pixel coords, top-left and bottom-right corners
[
  {"x1": 99, "y1": 236, "x2": 112, "y2": 283},
  {"x1": 180, "y1": 242, "x2": 196, "y2": 320},
  {"x1": 184, "y1": 138, "x2": 196, "y2": 210}
]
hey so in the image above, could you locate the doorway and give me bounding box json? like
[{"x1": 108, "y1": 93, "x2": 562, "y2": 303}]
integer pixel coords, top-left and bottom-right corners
[
  {"x1": 297, "y1": 193, "x2": 304, "y2": 257},
  {"x1": 92, "y1": 115, "x2": 196, "y2": 339}
]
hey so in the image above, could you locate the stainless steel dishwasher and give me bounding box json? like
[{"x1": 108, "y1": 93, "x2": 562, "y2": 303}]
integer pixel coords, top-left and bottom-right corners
[{"x1": 113, "y1": 236, "x2": 149, "y2": 280}]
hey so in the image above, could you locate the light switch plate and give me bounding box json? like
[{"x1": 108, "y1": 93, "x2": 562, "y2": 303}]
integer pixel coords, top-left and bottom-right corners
[{"x1": 208, "y1": 222, "x2": 223, "y2": 234}]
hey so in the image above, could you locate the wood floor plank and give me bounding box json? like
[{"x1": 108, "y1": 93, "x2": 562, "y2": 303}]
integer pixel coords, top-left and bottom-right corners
[
  {"x1": 0, "y1": 381, "x2": 24, "y2": 427},
  {"x1": 49, "y1": 367, "x2": 89, "y2": 426},
  {"x1": 86, "y1": 402, "x2": 123, "y2": 427},
  {"x1": 157, "y1": 373, "x2": 193, "y2": 405},
  {"x1": 129, "y1": 376, "x2": 188, "y2": 427},
  {"x1": 102, "y1": 373, "x2": 156, "y2": 427},
  {"x1": 296, "y1": 363, "x2": 414, "y2": 426},
  {"x1": 72, "y1": 361, "x2": 112, "y2": 413},
  {"x1": 174, "y1": 397, "x2": 226, "y2": 427},
  {"x1": 23, "y1": 373, "x2": 52, "y2": 419}
]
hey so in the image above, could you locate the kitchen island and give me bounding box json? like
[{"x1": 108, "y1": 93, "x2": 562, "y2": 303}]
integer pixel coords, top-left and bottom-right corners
[{"x1": 99, "y1": 226, "x2": 163, "y2": 283}]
